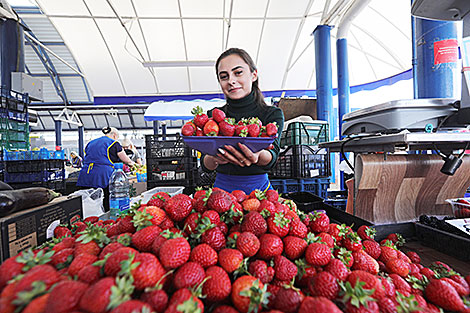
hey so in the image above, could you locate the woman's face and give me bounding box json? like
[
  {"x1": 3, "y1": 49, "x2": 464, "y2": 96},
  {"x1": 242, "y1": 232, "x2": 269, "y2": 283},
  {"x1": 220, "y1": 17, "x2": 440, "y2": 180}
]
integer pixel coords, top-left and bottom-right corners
[{"x1": 217, "y1": 54, "x2": 257, "y2": 100}]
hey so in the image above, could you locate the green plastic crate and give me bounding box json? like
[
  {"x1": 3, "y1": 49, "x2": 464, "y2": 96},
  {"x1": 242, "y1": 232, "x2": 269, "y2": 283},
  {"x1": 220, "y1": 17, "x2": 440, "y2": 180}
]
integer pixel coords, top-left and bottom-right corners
[{"x1": 280, "y1": 121, "x2": 329, "y2": 147}]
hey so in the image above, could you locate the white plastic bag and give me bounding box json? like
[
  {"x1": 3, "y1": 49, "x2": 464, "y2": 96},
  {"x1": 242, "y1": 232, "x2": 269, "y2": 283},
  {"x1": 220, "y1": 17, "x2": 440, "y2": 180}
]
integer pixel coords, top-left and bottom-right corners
[{"x1": 71, "y1": 188, "x2": 104, "y2": 218}]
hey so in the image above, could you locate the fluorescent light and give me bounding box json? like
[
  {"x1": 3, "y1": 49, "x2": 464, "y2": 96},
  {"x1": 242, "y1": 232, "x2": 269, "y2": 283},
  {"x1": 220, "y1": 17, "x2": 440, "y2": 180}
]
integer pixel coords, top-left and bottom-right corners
[{"x1": 143, "y1": 60, "x2": 215, "y2": 68}]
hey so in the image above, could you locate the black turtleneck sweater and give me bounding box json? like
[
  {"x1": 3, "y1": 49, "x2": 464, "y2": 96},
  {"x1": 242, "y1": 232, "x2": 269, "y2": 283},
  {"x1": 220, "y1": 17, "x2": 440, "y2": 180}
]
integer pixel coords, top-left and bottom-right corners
[{"x1": 201, "y1": 91, "x2": 284, "y2": 176}]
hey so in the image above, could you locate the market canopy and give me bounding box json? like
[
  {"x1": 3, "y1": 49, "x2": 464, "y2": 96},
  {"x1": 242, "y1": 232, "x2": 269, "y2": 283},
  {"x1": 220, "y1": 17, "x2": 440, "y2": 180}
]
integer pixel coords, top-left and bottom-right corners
[{"x1": 144, "y1": 99, "x2": 225, "y2": 121}]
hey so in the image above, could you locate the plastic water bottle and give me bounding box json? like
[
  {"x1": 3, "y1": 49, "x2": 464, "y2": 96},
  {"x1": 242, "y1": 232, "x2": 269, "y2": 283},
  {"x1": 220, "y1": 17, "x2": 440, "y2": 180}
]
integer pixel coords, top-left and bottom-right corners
[{"x1": 109, "y1": 163, "x2": 130, "y2": 219}]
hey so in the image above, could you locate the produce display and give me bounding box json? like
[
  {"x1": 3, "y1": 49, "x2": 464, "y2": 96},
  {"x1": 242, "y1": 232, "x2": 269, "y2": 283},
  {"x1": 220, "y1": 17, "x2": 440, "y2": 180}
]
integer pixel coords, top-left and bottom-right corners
[
  {"x1": 0, "y1": 187, "x2": 470, "y2": 313},
  {"x1": 0, "y1": 187, "x2": 61, "y2": 217}
]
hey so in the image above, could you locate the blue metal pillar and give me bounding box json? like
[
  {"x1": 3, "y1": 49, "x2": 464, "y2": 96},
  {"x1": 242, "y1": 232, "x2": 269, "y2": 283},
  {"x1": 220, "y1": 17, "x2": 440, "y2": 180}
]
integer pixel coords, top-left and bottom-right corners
[
  {"x1": 55, "y1": 120, "x2": 62, "y2": 147},
  {"x1": 411, "y1": 2, "x2": 418, "y2": 99},
  {"x1": 337, "y1": 37, "x2": 349, "y2": 190},
  {"x1": 416, "y1": 19, "x2": 459, "y2": 98},
  {"x1": 162, "y1": 123, "x2": 167, "y2": 141},
  {"x1": 0, "y1": 19, "x2": 25, "y2": 91},
  {"x1": 314, "y1": 25, "x2": 335, "y2": 185},
  {"x1": 153, "y1": 121, "x2": 159, "y2": 136},
  {"x1": 78, "y1": 126, "x2": 84, "y2": 158}
]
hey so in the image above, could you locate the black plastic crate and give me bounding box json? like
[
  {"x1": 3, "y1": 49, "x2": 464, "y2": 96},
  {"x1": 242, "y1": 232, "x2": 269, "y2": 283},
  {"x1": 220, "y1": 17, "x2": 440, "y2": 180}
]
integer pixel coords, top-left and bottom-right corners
[
  {"x1": 415, "y1": 223, "x2": 470, "y2": 261},
  {"x1": 147, "y1": 155, "x2": 197, "y2": 185},
  {"x1": 145, "y1": 134, "x2": 194, "y2": 159},
  {"x1": 283, "y1": 191, "x2": 324, "y2": 211},
  {"x1": 270, "y1": 145, "x2": 330, "y2": 179},
  {"x1": 4, "y1": 160, "x2": 65, "y2": 173},
  {"x1": 195, "y1": 169, "x2": 217, "y2": 188},
  {"x1": 9, "y1": 179, "x2": 66, "y2": 192},
  {"x1": 147, "y1": 179, "x2": 193, "y2": 190}
]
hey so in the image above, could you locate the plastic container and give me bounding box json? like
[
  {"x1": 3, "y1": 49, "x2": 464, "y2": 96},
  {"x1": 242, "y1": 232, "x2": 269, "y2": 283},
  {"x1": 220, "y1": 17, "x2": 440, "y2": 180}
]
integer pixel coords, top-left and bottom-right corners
[
  {"x1": 183, "y1": 136, "x2": 276, "y2": 156},
  {"x1": 283, "y1": 191, "x2": 325, "y2": 212},
  {"x1": 140, "y1": 186, "x2": 184, "y2": 204},
  {"x1": 270, "y1": 178, "x2": 329, "y2": 198},
  {"x1": 445, "y1": 197, "x2": 470, "y2": 217},
  {"x1": 146, "y1": 134, "x2": 193, "y2": 159},
  {"x1": 280, "y1": 121, "x2": 329, "y2": 148},
  {"x1": 109, "y1": 163, "x2": 130, "y2": 218}
]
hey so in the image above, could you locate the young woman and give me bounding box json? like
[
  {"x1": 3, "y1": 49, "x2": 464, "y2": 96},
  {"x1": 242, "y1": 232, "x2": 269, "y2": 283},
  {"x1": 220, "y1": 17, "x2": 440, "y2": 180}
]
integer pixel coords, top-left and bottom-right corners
[
  {"x1": 77, "y1": 127, "x2": 135, "y2": 211},
  {"x1": 202, "y1": 48, "x2": 284, "y2": 193}
]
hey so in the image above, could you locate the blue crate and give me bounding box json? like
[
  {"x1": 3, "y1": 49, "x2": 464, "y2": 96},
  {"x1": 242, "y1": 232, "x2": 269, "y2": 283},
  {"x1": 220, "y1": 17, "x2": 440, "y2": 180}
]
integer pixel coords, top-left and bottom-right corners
[
  {"x1": 4, "y1": 171, "x2": 41, "y2": 183},
  {"x1": 41, "y1": 169, "x2": 65, "y2": 182},
  {"x1": 31, "y1": 151, "x2": 41, "y2": 160},
  {"x1": 270, "y1": 178, "x2": 329, "y2": 198}
]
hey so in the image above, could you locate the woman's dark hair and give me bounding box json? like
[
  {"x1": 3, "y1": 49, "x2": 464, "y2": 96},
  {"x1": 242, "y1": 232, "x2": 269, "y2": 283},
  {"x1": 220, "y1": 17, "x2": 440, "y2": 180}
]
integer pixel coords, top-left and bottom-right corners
[
  {"x1": 215, "y1": 48, "x2": 267, "y2": 107},
  {"x1": 102, "y1": 127, "x2": 111, "y2": 135}
]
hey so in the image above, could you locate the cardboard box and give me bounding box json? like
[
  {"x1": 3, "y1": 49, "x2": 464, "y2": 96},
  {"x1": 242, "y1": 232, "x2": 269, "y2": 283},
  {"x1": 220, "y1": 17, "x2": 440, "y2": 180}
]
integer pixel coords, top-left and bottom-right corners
[
  {"x1": 129, "y1": 179, "x2": 147, "y2": 197},
  {"x1": 0, "y1": 195, "x2": 82, "y2": 263}
]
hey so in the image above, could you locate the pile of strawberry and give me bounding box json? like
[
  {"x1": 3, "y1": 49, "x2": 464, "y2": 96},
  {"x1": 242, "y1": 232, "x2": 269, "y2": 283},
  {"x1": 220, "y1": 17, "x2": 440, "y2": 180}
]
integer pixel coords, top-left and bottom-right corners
[
  {"x1": 182, "y1": 106, "x2": 278, "y2": 137},
  {"x1": 454, "y1": 199, "x2": 470, "y2": 218},
  {"x1": 1, "y1": 187, "x2": 470, "y2": 313}
]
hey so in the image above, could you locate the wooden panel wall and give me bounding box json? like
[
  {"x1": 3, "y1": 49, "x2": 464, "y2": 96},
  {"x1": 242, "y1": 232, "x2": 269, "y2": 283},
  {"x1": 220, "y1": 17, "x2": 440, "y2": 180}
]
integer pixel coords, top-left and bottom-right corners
[{"x1": 354, "y1": 154, "x2": 470, "y2": 224}]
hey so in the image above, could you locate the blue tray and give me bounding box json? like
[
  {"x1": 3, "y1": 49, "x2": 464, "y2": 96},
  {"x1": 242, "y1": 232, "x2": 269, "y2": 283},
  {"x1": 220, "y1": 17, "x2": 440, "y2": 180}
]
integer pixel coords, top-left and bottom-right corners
[{"x1": 183, "y1": 136, "x2": 276, "y2": 156}]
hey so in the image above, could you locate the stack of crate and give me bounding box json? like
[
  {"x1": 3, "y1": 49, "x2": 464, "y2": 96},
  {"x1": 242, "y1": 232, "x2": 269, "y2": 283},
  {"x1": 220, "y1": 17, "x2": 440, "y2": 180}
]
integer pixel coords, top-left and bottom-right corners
[
  {"x1": 145, "y1": 134, "x2": 197, "y2": 190},
  {"x1": 0, "y1": 88, "x2": 29, "y2": 151},
  {"x1": 270, "y1": 120, "x2": 330, "y2": 198},
  {"x1": 3, "y1": 149, "x2": 66, "y2": 191}
]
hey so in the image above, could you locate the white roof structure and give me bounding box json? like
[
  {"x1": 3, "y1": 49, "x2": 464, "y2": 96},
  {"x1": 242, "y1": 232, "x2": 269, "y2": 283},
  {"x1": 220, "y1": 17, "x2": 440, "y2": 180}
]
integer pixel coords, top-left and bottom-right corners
[{"x1": 10, "y1": 0, "x2": 415, "y2": 103}]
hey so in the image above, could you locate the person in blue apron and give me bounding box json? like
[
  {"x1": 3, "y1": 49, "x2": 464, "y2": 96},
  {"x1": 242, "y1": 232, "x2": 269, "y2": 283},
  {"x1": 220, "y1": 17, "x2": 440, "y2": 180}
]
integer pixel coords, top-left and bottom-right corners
[
  {"x1": 77, "y1": 127, "x2": 135, "y2": 211},
  {"x1": 70, "y1": 151, "x2": 83, "y2": 168},
  {"x1": 201, "y1": 48, "x2": 284, "y2": 194}
]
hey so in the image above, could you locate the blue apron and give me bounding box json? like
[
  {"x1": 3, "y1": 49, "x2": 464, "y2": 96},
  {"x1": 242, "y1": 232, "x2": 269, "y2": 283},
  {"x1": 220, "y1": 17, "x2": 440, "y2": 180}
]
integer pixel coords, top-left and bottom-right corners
[
  {"x1": 77, "y1": 136, "x2": 117, "y2": 188},
  {"x1": 214, "y1": 173, "x2": 272, "y2": 194}
]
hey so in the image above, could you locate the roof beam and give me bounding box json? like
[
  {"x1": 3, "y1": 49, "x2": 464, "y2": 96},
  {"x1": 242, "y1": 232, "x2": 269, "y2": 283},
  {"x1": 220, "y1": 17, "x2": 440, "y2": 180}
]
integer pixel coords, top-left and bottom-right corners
[
  {"x1": 177, "y1": 0, "x2": 192, "y2": 93},
  {"x1": 255, "y1": 0, "x2": 271, "y2": 64},
  {"x1": 127, "y1": 109, "x2": 136, "y2": 129}
]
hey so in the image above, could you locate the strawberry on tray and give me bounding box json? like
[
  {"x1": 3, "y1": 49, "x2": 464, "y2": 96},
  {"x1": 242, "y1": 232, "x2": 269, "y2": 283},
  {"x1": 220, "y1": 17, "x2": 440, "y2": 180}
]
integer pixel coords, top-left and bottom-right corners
[{"x1": 181, "y1": 106, "x2": 278, "y2": 156}]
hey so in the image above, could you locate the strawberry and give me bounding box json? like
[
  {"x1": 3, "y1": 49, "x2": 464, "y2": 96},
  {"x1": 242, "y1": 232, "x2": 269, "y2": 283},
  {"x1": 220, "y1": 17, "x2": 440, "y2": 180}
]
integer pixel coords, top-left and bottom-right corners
[
  {"x1": 54, "y1": 225, "x2": 71, "y2": 238},
  {"x1": 231, "y1": 276, "x2": 269, "y2": 313},
  {"x1": 219, "y1": 248, "x2": 243, "y2": 273},
  {"x1": 247, "y1": 123, "x2": 260, "y2": 137},
  {"x1": 379, "y1": 276, "x2": 396, "y2": 298},
  {"x1": 385, "y1": 258, "x2": 410, "y2": 277},
  {"x1": 164, "y1": 194, "x2": 193, "y2": 222},
  {"x1": 212, "y1": 108, "x2": 226, "y2": 123},
  {"x1": 0, "y1": 258, "x2": 24, "y2": 289},
  {"x1": 117, "y1": 215, "x2": 136, "y2": 234},
  {"x1": 44, "y1": 280, "x2": 88, "y2": 313},
  {"x1": 267, "y1": 212, "x2": 291, "y2": 237},
  {"x1": 406, "y1": 251, "x2": 421, "y2": 264},
  {"x1": 249, "y1": 260, "x2": 273, "y2": 284},
  {"x1": 317, "y1": 232, "x2": 334, "y2": 248},
  {"x1": 104, "y1": 247, "x2": 139, "y2": 277},
  {"x1": 325, "y1": 258, "x2": 349, "y2": 281},
  {"x1": 137, "y1": 206, "x2": 166, "y2": 226},
  {"x1": 272, "y1": 286, "x2": 304, "y2": 313},
  {"x1": 74, "y1": 240, "x2": 101, "y2": 256},
  {"x1": 425, "y1": 278, "x2": 465, "y2": 312},
  {"x1": 110, "y1": 300, "x2": 153, "y2": 313},
  {"x1": 351, "y1": 251, "x2": 379, "y2": 275},
  {"x1": 357, "y1": 225, "x2": 376, "y2": 241},
  {"x1": 77, "y1": 264, "x2": 101, "y2": 284},
  {"x1": 196, "y1": 127, "x2": 204, "y2": 136},
  {"x1": 132, "y1": 252, "x2": 167, "y2": 290},
  {"x1": 362, "y1": 240, "x2": 381, "y2": 260},
  {"x1": 131, "y1": 225, "x2": 162, "y2": 252},
  {"x1": 204, "y1": 119, "x2": 220, "y2": 136},
  {"x1": 236, "y1": 232, "x2": 260, "y2": 257},
  {"x1": 259, "y1": 199, "x2": 276, "y2": 215},
  {"x1": 289, "y1": 218, "x2": 308, "y2": 238},
  {"x1": 309, "y1": 212, "x2": 329, "y2": 233},
  {"x1": 173, "y1": 262, "x2": 205, "y2": 290},
  {"x1": 183, "y1": 212, "x2": 201, "y2": 235},
  {"x1": 202, "y1": 226, "x2": 226, "y2": 251},
  {"x1": 334, "y1": 247, "x2": 354, "y2": 267},
  {"x1": 347, "y1": 270, "x2": 385, "y2": 299},
  {"x1": 257, "y1": 233, "x2": 284, "y2": 260},
  {"x1": 283, "y1": 235, "x2": 307, "y2": 260},
  {"x1": 235, "y1": 124, "x2": 248, "y2": 137},
  {"x1": 84, "y1": 216, "x2": 100, "y2": 224},
  {"x1": 273, "y1": 255, "x2": 297, "y2": 281},
  {"x1": 219, "y1": 119, "x2": 236, "y2": 136},
  {"x1": 265, "y1": 122, "x2": 278, "y2": 137},
  {"x1": 308, "y1": 271, "x2": 339, "y2": 300},
  {"x1": 208, "y1": 190, "x2": 233, "y2": 213},
  {"x1": 68, "y1": 253, "x2": 98, "y2": 277},
  {"x1": 305, "y1": 243, "x2": 331, "y2": 266},
  {"x1": 379, "y1": 244, "x2": 398, "y2": 264},
  {"x1": 79, "y1": 277, "x2": 115, "y2": 313},
  {"x1": 141, "y1": 287, "x2": 168, "y2": 313},
  {"x1": 342, "y1": 232, "x2": 363, "y2": 252},
  {"x1": 389, "y1": 273, "x2": 411, "y2": 295},
  {"x1": 190, "y1": 243, "x2": 218, "y2": 268},
  {"x1": 265, "y1": 189, "x2": 279, "y2": 202},
  {"x1": 159, "y1": 237, "x2": 191, "y2": 269},
  {"x1": 386, "y1": 233, "x2": 405, "y2": 246},
  {"x1": 192, "y1": 106, "x2": 209, "y2": 128},
  {"x1": 232, "y1": 190, "x2": 247, "y2": 202},
  {"x1": 147, "y1": 192, "x2": 170, "y2": 208},
  {"x1": 203, "y1": 266, "x2": 232, "y2": 302},
  {"x1": 22, "y1": 293, "x2": 49, "y2": 313},
  {"x1": 242, "y1": 198, "x2": 261, "y2": 212},
  {"x1": 213, "y1": 305, "x2": 240, "y2": 313},
  {"x1": 241, "y1": 211, "x2": 267, "y2": 236},
  {"x1": 181, "y1": 121, "x2": 196, "y2": 136},
  {"x1": 298, "y1": 296, "x2": 342, "y2": 313}
]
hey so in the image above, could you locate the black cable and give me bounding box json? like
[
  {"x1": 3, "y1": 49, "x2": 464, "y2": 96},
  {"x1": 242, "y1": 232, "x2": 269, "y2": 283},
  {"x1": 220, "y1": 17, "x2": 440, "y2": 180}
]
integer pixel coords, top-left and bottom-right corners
[{"x1": 340, "y1": 133, "x2": 382, "y2": 172}]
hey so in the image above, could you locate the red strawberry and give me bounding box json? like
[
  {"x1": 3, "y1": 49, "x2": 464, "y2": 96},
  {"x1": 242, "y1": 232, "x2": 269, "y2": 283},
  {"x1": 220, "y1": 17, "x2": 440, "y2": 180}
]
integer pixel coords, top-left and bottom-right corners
[
  {"x1": 232, "y1": 190, "x2": 247, "y2": 202},
  {"x1": 219, "y1": 248, "x2": 243, "y2": 273},
  {"x1": 147, "y1": 192, "x2": 171, "y2": 208},
  {"x1": 190, "y1": 243, "x2": 218, "y2": 268},
  {"x1": 212, "y1": 108, "x2": 226, "y2": 123},
  {"x1": 138, "y1": 206, "x2": 166, "y2": 226},
  {"x1": 159, "y1": 237, "x2": 191, "y2": 269},
  {"x1": 213, "y1": 305, "x2": 241, "y2": 313},
  {"x1": 385, "y1": 258, "x2": 410, "y2": 277},
  {"x1": 131, "y1": 225, "x2": 162, "y2": 252},
  {"x1": 192, "y1": 106, "x2": 209, "y2": 128},
  {"x1": 208, "y1": 190, "x2": 233, "y2": 213},
  {"x1": 273, "y1": 255, "x2": 297, "y2": 281},
  {"x1": 117, "y1": 215, "x2": 136, "y2": 234},
  {"x1": 347, "y1": 270, "x2": 385, "y2": 299},
  {"x1": 317, "y1": 232, "x2": 335, "y2": 248},
  {"x1": 141, "y1": 288, "x2": 168, "y2": 313},
  {"x1": 164, "y1": 194, "x2": 192, "y2": 222},
  {"x1": 265, "y1": 189, "x2": 279, "y2": 202},
  {"x1": 305, "y1": 243, "x2": 331, "y2": 266},
  {"x1": 54, "y1": 225, "x2": 71, "y2": 238},
  {"x1": 247, "y1": 123, "x2": 260, "y2": 137},
  {"x1": 22, "y1": 293, "x2": 49, "y2": 313},
  {"x1": 74, "y1": 240, "x2": 101, "y2": 256},
  {"x1": 132, "y1": 252, "x2": 167, "y2": 290},
  {"x1": 362, "y1": 240, "x2": 381, "y2": 260},
  {"x1": 219, "y1": 119, "x2": 236, "y2": 136},
  {"x1": 249, "y1": 260, "x2": 273, "y2": 284},
  {"x1": 309, "y1": 212, "x2": 329, "y2": 233},
  {"x1": 236, "y1": 231, "x2": 260, "y2": 257},
  {"x1": 196, "y1": 127, "x2": 204, "y2": 136},
  {"x1": 406, "y1": 251, "x2": 421, "y2": 264},
  {"x1": 242, "y1": 198, "x2": 261, "y2": 212},
  {"x1": 289, "y1": 218, "x2": 308, "y2": 238},
  {"x1": 44, "y1": 280, "x2": 88, "y2": 313},
  {"x1": 202, "y1": 226, "x2": 226, "y2": 251},
  {"x1": 267, "y1": 212, "x2": 291, "y2": 237},
  {"x1": 0, "y1": 258, "x2": 24, "y2": 289},
  {"x1": 298, "y1": 296, "x2": 342, "y2": 313},
  {"x1": 183, "y1": 212, "x2": 201, "y2": 235},
  {"x1": 204, "y1": 119, "x2": 219, "y2": 136},
  {"x1": 79, "y1": 277, "x2": 115, "y2": 313},
  {"x1": 325, "y1": 258, "x2": 349, "y2": 281},
  {"x1": 173, "y1": 262, "x2": 205, "y2": 290},
  {"x1": 235, "y1": 124, "x2": 248, "y2": 137},
  {"x1": 110, "y1": 300, "x2": 153, "y2": 313},
  {"x1": 14, "y1": 264, "x2": 60, "y2": 295},
  {"x1": 357, "y1": 225, "x2": 376, "y2": 241},
  {"x1": 77, "y1": 264, "x2": 101, "y2": 284},
  {"x1": 308, "y1": 271, "x2": 339, "y2": 300},
  {"x1": 181, "y1": 121, "x2": 196, "y2": 136},
  {"x1": 203, "y1": 266, "x2": 232, "y2": 302},
  {"x1": 425, "y1": 278, "x2": 465, "y2": 312},
  {"x1": 68, "y1": 253, "x2": 98, "y2": 277},
  {"x1": 342, "y1": 232, "x2": 363, "y2": 252},
  {"x1": 351, "y1": 250, "x2": 379, "y2": 275},
  {"x1": 272, "y1": 286, "x2": 304, "y2": 313},
  {"x1": 389, "y1": 273, "x2": 411, "y2": 295},
  {"x1": 283, "y1": 236, "x2": 307, "y2": 260},
  {"x1": 241, "y1": 211, "x2": 267, "y2": 236},
  {"x1": 231, "y1": 276, "x2": 267, "y2": 313},
  {"x1": 257, "y1": 233, "x2": 284, "y2": 260},
  {"x1": 266, "y1": 123, "x2": 278, "y2": 137},
  {"x1": 104, "y1": 247, "x2": 139, "y2": 277}
]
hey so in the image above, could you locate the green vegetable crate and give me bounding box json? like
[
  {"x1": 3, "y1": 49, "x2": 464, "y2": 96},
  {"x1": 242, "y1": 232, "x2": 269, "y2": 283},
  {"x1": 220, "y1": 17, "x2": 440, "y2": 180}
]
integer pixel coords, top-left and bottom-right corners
[{"x1": 280, "y1": 121, "x2": 329, "y2": 148}]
